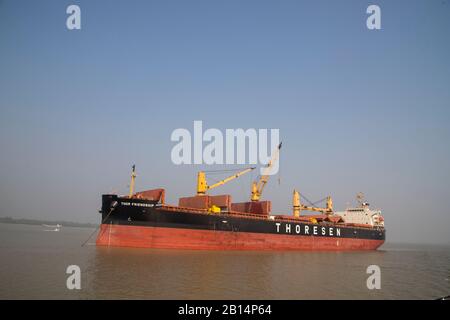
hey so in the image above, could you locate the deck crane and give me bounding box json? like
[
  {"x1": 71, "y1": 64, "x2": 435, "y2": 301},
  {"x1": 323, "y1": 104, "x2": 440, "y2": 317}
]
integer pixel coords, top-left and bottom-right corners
[
  {"x1": 197, "y1": 167, "x2": 255, "y2": 196},
  {"x1": 292, "y1": 190, "x2": 333, "y2": 217},
  {"x1": 251, "y1": 142, "x2": 282, "y2": 202}
]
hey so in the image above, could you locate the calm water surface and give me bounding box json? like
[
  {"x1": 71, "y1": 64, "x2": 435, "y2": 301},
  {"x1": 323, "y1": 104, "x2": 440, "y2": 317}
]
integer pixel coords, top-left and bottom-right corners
[{"x1": 0, "y1": 223, "x2": 449, "y2": 299}]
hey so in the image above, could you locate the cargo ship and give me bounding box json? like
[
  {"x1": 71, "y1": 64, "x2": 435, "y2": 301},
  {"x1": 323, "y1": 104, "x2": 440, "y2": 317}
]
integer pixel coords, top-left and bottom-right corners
[{"x1": 96, "y1": 145, "x2": 385, "y2": 251}]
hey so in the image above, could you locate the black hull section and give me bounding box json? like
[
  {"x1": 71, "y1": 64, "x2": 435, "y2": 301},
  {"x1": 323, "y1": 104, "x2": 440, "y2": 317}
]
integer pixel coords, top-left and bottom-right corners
[{"x1": 100, "y1": 195, "x2": 386, "y2": 242}]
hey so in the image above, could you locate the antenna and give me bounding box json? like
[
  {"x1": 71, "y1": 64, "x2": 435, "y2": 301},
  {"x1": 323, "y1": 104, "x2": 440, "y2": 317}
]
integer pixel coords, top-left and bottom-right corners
[{"x1": 356, "y1": 192, "x2": 365, "y2": 206}]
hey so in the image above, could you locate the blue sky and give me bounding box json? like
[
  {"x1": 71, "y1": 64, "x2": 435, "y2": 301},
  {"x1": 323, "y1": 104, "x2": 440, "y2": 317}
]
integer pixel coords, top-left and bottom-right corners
[{"x1": 1, "y1": 0, "x2": 450, "y2": 244}]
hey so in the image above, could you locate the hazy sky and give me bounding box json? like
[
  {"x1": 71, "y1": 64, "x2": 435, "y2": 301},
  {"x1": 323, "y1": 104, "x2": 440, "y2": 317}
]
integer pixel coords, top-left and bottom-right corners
[{"x1": 1, "y1": 0, "x2": 449, "y2": 244}]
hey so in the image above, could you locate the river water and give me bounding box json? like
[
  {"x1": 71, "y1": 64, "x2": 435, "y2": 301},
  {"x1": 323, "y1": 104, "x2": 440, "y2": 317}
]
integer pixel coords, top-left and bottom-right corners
[{"x1": 0, "y1": 223, "x2": 448, "y2": 299}]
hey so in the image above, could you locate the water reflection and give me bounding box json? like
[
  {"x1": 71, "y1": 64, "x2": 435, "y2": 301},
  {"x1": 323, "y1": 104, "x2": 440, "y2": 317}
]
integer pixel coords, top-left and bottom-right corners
[{"x1": 82, "y1": 246, "x2": 392, "y2": 299}]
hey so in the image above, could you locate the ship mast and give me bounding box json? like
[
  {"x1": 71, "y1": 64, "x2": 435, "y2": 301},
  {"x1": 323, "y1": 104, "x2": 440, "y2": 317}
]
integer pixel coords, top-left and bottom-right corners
[{"x1": 128, "y1": 165, "x2": 136, "y2": 198}]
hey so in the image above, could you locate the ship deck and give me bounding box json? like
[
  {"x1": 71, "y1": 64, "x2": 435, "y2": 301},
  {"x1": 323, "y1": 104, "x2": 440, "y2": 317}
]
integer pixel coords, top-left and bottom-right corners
[{"x1": 158, "y1": 204, "x2": 384, "y2": 231}]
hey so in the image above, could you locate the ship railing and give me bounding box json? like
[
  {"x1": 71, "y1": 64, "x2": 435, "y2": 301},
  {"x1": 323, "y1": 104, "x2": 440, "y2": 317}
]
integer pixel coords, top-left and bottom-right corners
[
  {"x1": 158, "y1": 205, "x2": 272, "y2": 221},
  {"x1": 157, "y1": 205, "x2": 386, "y2": 230}
]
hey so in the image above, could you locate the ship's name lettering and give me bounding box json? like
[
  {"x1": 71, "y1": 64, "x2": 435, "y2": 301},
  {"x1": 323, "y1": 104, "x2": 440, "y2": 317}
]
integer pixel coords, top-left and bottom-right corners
[
  {"x1": 275, "y1": 222, "x2": 341, "y2": 237},
  {"x1": 120, "y1": 202, "x2": 154, "y2": 208}
]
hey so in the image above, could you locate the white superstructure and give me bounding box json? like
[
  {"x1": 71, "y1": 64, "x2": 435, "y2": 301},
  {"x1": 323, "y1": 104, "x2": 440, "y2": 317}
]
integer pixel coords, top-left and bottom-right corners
[{"x1": 334, "y1": 202, "x2": 384, "y2": 227}]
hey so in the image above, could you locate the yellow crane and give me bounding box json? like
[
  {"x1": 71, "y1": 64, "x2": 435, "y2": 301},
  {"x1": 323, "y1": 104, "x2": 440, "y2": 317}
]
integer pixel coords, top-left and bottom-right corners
[
  {"x1": 292, "y1": 190, "x2": 333, "y2": 217},
  {"x1": 251, "y1": 142, "x2": 282, "y2": 202},
  {"x1": 197, "y1": 167, "x2": 255, "y2": 196}
]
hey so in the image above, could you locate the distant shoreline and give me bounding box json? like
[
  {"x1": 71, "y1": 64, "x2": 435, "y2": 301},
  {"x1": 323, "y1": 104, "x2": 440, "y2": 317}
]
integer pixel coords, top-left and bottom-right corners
[{"x1": 0, "y1": 217, "x2": 98, "y2": 229}]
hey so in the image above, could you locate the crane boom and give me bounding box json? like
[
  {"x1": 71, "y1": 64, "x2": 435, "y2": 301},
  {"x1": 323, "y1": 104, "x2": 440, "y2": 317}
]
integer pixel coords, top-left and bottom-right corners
[
  {"x1": 251, "y1": 142, "x2": 282, "y2": 201},
  {"x1": 197, "y1": 167, "x2": 255, "y2": 195},
  {"x1": 292, "y1": 190, "x2": 333, "y2": 216}
]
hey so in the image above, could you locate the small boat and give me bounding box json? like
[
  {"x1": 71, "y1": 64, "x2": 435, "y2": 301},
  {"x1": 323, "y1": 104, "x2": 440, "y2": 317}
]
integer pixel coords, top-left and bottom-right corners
[{"x1": 42, "y1": 224, "x2": 61, "y2": 232}]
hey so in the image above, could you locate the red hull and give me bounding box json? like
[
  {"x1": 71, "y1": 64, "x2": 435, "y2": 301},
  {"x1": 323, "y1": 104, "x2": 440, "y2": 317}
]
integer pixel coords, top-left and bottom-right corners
[{"x1": 96, "y1": 224, "x2": 384, "y2": 251}]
